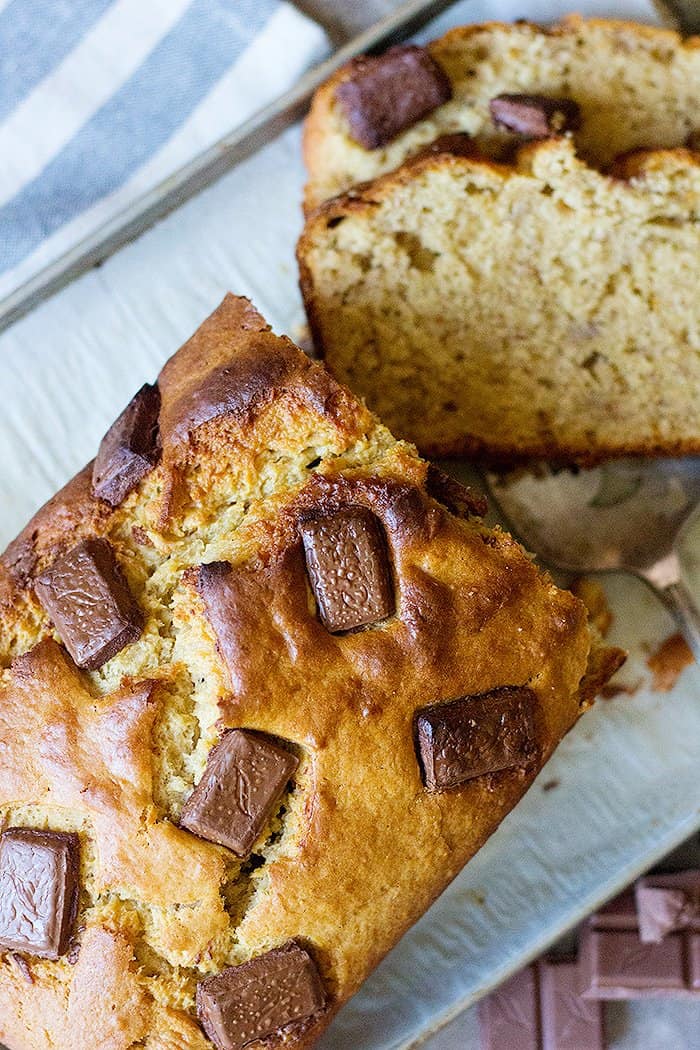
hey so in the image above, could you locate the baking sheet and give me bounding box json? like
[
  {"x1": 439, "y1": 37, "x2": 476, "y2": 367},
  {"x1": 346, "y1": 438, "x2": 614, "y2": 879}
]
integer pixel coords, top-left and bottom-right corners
[{"x1": 0, "y1": 2, "x2": 698, "y2": 1048}]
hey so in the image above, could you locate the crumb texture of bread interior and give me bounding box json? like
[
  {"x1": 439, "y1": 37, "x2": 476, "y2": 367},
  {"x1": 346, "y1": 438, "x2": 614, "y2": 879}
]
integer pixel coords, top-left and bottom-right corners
[
  {"x1": 0, "y1": 295, "x2": 620, "y2": 1050},
  {"x1": 299, "y1": 139, "x2": 700, "y2": 461},
  {"x1": 303, "y1": 16, "x2": 700, "y2": 210}
]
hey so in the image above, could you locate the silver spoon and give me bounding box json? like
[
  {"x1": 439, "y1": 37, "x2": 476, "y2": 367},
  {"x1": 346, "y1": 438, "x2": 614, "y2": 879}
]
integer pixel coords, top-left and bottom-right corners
[{"x1": 476, "y1": 458, "x2": 700, "y2": 661}]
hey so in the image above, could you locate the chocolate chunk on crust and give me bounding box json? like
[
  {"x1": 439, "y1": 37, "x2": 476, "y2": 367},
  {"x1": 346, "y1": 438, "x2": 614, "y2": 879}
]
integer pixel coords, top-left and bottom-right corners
[
  {"x1": 300, "y1": 506, "x2": 394, "y2": 633},
  {"x1": 415, "y1": 686, "x2": 536, "y2": 791},
  {"x1": 0, "y1": 829, "x2": 79, "y2": 960},
  {"x1": 180, "y1": 730, "x2": 298, "y2": 858},
  {"x1": 34, "y1": 537, "x2": 142, "y2": 670},
  {"x1": 92, "y1": 382, "x2": 161, "y2": 507},
  {"x1": 196, "y1": 941, "x2": 325, "y2": 1050},
  {"x1": 336, "y1": 46, "x2": 452, "y2": 150},
  {"x1": 490, "y1": 94, "x2": 581, "y2": 138}
]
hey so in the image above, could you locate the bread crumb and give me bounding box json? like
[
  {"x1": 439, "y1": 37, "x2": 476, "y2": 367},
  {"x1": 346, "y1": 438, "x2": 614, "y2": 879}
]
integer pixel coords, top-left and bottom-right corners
[
  {"x1": 571, "y1": 577, "x2": 613, "y2": 638},
  {"x1": 598, "y1": 680, "x2": 642, "y2": 700},
  {"x1": 647, "y1": 632, "x2": 693, "y2": 693}
]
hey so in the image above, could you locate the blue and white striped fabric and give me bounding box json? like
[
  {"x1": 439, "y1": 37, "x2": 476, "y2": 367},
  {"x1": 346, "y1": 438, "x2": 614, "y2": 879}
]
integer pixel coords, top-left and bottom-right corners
[{"x1": 0, "y1": 0, "x2": 329, "y2": 300}]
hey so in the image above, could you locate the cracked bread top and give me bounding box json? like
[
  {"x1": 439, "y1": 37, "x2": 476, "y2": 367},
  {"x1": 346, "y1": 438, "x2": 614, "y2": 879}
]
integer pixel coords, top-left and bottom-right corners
[{"x1": 0, "y1": 295, "x2": 622, "y2": 1050}]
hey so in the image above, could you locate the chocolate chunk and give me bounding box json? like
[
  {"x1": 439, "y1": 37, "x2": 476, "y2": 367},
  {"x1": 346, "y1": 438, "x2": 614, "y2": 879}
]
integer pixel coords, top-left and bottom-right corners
[
  {"x1": 34, "y1": 537, "x2": 142, "y2": 670},
  {"x1": 490, "y1": 95, "x2": 581, "y2": 138},
  {"x1": 180, "y1": 730, "x2": 298, "y2": 858},
  {"x1": 336, "y1": 46, "x2": 452, "y2": 150},
  {"x1": 415, "y1": 685, "x2": 536, "y2": 791},
  {"x1": 299, "y1": 506, "x2": 394, "y2": 633},
  {"x1": 92, "y1": 383, "x2": 161, "y2": 507},
  {"x1": 196, "y1": 941, "x2": 325, "y2": 1050},
  {"x1": 425, "y1": 464, "x2": 488, "y2": 518},
  {"x1": 414, "y1": 132, "x2": 479, "y2": 160},
  {"x1": 0, "y1": 829, "x2": 79, "y2": 960},
  {"x1": 581, "y1": 929, "x2": 686, "y2": 997}
]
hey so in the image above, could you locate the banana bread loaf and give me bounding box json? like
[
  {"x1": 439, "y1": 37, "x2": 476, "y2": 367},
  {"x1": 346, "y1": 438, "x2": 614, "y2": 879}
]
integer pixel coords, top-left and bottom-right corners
[
  {"x1": 303, "y1": 16, "x2": 700, "y2": 212},
  {"x1": 0, "y1": 295, "x2": 623, "y2": 1049},
  {"x1": 298, "y1": 139, "x2": 700, "y2": 462}
]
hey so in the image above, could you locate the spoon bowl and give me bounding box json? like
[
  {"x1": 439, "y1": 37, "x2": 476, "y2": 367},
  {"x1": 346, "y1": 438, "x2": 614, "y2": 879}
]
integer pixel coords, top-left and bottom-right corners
[{"x1": 481, "y1": 458, "x2": 700, "y2": 660}]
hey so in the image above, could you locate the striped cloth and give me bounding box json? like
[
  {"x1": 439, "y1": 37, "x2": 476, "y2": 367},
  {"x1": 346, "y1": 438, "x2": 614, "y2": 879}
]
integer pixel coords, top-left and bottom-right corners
[{"x1": 0, "y1": 0, "x2": 329, "y2": 301}]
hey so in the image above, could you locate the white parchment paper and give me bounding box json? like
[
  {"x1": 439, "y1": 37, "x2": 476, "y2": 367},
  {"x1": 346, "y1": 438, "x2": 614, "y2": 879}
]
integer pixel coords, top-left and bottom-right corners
[{"x1": 0, "y1": 2, "x2": 698, "y2": 1048}]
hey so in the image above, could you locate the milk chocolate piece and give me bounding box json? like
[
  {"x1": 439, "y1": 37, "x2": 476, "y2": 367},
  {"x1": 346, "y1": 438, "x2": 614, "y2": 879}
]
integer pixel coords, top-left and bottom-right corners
[
  {"x1": 479, "y1": 966, "x2": 540, "y2": 1050},
  {"x1": 415, "y1": 132, "x2": 479, "y2": 160},
  {"x1": 196, "y1": 941, "x2": 325, "y2": 1050},
  {"x1": 539, "y1": 959, "x2": 604, "y2": 1050},
  {"x1": 580, "y1": 876, "x2": 700, "y2": 999},
  {"x1": 636, "y1": 871, "x2": 700, "y2": 943},
  {"x1": 92, "y1": 382, "x2": 161, "y2": 506},
  {"x1": 490, "y1": 95, "x2": 581, "y2": 138},
  {"x1": 479, "y1": 961, "x2": 604, "y2": 1050},
  {"x1": 180, "y1": 730, "x2": 298, "y2": 858},
  {"x1": 34, "y1": 537, "x2": 142, "y2": 669},
  {"x1": 415, "y1": 685, "x2": 536, "y2": 791},
  {"x1": 300, "y1": 506, "x2": 394, "y2": 633},
  {"x1": 336, "y1": 45, "x2": 452, "y2": 150},
  {"x1": 0, "y1": 829, "x2": 79, "y2": 960}
]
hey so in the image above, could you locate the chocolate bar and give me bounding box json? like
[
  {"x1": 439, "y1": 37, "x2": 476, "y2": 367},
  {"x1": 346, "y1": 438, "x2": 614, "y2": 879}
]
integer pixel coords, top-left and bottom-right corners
[
  {"x1": 580, "y1": 873, "x2": 700, "y2": 999},
  {"x1": 479, "y1": 959, "x2": 604, "y2": 1050}
]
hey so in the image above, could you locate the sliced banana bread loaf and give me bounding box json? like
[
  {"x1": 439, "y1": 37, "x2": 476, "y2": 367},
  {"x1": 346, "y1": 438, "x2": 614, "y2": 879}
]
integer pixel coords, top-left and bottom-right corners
[
  {"x1": 299, "y1": 139, "x2": 700, "y2": 462},
  {"x1": 303, "y1": 16, "x2": 700, "y2": 211}
]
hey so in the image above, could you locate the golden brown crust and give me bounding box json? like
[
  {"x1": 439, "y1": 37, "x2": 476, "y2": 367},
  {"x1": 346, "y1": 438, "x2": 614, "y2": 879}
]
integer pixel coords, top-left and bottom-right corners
[{"x1": 0, "y1": 295, "x2": 620, "y2": 1048}]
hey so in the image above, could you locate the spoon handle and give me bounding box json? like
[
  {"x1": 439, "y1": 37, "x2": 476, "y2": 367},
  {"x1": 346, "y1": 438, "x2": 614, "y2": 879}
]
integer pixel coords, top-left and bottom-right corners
[{"x1": 641, "y1": 552, "x2": 700, "y2": 663}]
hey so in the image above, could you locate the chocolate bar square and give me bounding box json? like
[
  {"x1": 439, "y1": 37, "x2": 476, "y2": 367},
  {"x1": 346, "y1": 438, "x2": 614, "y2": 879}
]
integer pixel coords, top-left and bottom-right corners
[
  {"x1": 415, "y1": 685, "x2": 536, "y2": 791},
  {"x1": 581, "y1": 873, "x2": 700, "y2": 1000},
  {"x1": 196, "y1": 941, "x2": 325, "y2": 1050},
  {"x1": 335, "y1": 45, "x2": 452, "y2": 150},
  {"x1": 581, "y1": 929, "x2": 685, "y2": 997},
  {"x1": 34, "y1": 537, "x2": 142, "y2": 670},
  {"x1": 479, "y1": 966, "x2": 540, "y2": 1050},
  {"x1": 538, "y1": 959, "x2": 604, "y2": 1050},
  {"x1": 479, "y1": 960, "x2": 604, "y2": 1050},
  {"x1": 92, "y1": 382, "x2": 161, "y2": 507},
  {"x1": 0, "y1": 828, "x2": 79, "y2": 960},
  {"x1": 300, "y1": 506, "x2": 394, "y2": 633},
  {"x1": 180, "y1": 730, "x2": 298, "y2": 858},
  {"x1": 490, "y1": 94, "x2": 581, "y2": 138}
]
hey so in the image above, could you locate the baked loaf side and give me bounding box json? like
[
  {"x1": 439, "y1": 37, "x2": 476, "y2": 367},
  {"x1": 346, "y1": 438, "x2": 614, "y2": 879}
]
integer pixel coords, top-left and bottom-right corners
[
  {"x1": 0, "y1": 295, "x2": 623, "y2": 1050},
  {"x1": 303, "y1": 16, "x2": 700, "y2": 211},
  {"x1": 299, "y1": 139, "x2": 700, "y2": 462}
]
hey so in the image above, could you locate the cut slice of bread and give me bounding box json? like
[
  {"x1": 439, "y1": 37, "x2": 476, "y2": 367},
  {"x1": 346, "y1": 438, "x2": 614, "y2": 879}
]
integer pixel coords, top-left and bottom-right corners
[
  {"x1": 298, "y1": 138, "x2": 700, "y2": 463},
  {"x1": 303, "y1": 16, "x2": 700, "y2": 212},
  {"x1": 0, "y1": 295, "x2": 623, "y2": 1049}
]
